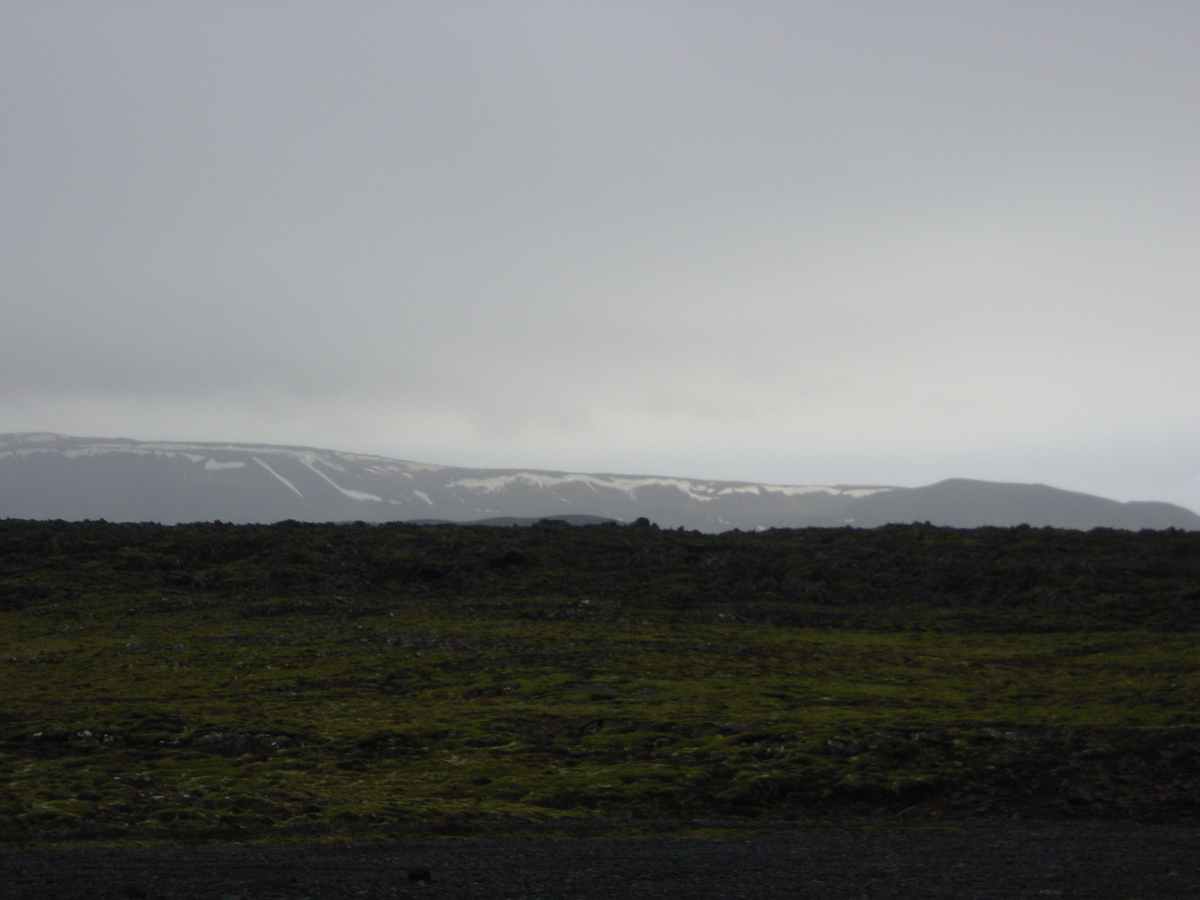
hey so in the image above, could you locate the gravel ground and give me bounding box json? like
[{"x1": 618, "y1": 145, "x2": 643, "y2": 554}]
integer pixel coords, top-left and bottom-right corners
[{"x1": 1, "y1": 823, "x2": 1197, "y2": 899}]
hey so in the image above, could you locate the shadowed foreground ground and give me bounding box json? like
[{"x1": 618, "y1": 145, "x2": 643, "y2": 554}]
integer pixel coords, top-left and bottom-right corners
[
  {"x1": 4, "y1": 521, "x2": 1200, "y2": 836},
  {"x1": 1, "y1": 824, "x2": 1198, "y2": 899}
]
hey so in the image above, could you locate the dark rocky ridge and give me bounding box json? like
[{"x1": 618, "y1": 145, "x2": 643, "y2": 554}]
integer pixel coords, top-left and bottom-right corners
[{"x1": 2, "y1": 432, "x2": 1198, "y2": 531}]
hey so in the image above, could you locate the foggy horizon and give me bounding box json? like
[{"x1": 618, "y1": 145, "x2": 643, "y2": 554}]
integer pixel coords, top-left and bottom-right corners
[{"x1": 3, "y1": 2, "x2": 1197, "y2": 512}]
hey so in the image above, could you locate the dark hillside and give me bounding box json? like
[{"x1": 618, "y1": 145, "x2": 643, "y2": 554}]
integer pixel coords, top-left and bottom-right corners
[
  {"x1": 852, "y1": 478, "x2": 1200, "y2": 529},
  {"x1": 2, "y1": 518, "x2": 1197, "y2": 631}
]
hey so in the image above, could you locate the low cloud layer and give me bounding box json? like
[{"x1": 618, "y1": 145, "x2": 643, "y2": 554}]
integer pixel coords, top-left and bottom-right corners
[{"x1": 2, "y1": 2, "x2": 1198, "y2": 510}]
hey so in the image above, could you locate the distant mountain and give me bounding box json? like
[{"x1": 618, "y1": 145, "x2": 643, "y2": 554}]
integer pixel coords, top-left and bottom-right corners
[{"x1": 1, "y1": 433, "x2": 1197, "y2": 531}]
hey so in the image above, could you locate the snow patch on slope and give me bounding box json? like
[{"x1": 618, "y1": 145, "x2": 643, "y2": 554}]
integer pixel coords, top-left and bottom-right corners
[
  {"x1": 204, "y1": 459, "x2": 245, "y2": 471},
  {"x1": 450, "y1": 471, "x2": 893, "y2": 504},
  {"x1": 253, "y1": 457, "x2": 303, "y2": 497},
  {"x1": 450, "y1": 472, "x2": 723, "y2": 502},
  {"x1": 297, "y1": 453, "x2": 382, "y2": 502}
]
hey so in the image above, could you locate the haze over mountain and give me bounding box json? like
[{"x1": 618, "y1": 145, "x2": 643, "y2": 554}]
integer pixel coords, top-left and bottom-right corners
[
  {"x1": 3, "y1": 5, "x2": 1199, "y2": 521},
  {"x1": 2, "y1": 434, "x2": 1196, "y2": 532}
]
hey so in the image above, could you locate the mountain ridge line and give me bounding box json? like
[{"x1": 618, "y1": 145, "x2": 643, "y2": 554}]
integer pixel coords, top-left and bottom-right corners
[{"x1": 1, "y1": 432, "x2": 1196, "y2": 531}]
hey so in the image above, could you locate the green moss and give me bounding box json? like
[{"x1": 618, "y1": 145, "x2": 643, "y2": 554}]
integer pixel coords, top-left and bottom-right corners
[{"x1": 0, "y1": 519, "x2": 1198, "y2": 843}]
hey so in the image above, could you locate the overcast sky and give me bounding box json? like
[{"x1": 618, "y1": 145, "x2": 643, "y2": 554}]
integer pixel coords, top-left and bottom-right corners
[{"x1": 2, "y1": 1, "x2": 1198, "y2": 510}]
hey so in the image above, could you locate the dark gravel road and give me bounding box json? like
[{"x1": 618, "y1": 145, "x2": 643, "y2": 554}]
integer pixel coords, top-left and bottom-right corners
[{"x1": 1, "y1": 824, "x2": 1197, "y2": 899}]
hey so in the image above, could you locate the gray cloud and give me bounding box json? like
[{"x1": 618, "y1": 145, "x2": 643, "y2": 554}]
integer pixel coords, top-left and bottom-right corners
[{"x1": 2, "y1": 1, "x2": 1198, "y2": 510}]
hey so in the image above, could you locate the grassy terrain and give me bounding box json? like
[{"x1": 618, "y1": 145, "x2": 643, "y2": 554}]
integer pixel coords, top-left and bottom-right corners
[{"x1": 0, "y1": 519, "x2": 1197, "y2": 842}]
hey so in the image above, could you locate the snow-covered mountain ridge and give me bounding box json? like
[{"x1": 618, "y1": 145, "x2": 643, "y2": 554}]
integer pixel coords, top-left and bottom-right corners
[{"x1": 1, "y1": 433, "x2": 1197, "y2": 531}]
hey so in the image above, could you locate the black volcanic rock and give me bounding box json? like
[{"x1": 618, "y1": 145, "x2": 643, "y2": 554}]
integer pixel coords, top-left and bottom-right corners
[{"x1": 1, "y1": 433, "x2": 1197, "y2": 531}]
